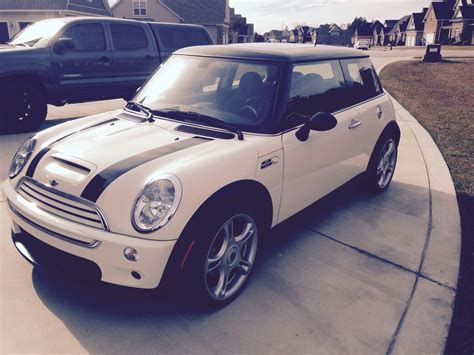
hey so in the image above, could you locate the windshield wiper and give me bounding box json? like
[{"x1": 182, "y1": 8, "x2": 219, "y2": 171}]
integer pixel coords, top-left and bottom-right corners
[
  {"x1": 154, "y1": 110, "x2": 244, "y2": 140},
  {"x1": 126, "y1": 101, "x2": 155, "y2": 122}
]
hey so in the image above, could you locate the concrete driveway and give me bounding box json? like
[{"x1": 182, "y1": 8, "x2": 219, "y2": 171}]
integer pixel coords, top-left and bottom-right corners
[{"x1": 0, "y1": 49, "x2": 464, "y2": 354}]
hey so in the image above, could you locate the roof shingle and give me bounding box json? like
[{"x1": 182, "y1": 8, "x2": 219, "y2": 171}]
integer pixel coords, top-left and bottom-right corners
[{"x1": 161, "y1": 0, "x2": 229, "y2": 25}]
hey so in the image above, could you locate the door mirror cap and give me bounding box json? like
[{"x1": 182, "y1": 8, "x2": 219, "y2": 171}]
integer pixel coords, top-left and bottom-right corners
[
  {"x1": 53, "y1": 38, "x2": 75, "y2": 54},
  {"x1": 295, "y1": 112, "x2": 337, "y2": 142}
]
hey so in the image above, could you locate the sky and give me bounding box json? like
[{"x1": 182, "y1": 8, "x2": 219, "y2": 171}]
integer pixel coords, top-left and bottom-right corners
[
  {"x1": 108, "y1": 0, "x2": 434, "y2": 34},
  {"x1": 229, "y1": 0, "x2": 433, "y2": 33}
]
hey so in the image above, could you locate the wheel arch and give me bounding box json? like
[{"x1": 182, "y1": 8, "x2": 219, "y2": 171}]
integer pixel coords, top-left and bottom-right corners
[
  {"x1": 366, "y1": 120, "x2": 401, "y2": 171},
  {"x1": 160, "y1": 179, "x2": 273, "y2": 289},
  {"x1": 0, "y1": 73, "x2": 47, "y2": 95}
]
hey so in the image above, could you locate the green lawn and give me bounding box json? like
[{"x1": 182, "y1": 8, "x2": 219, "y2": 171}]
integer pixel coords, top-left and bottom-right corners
[{"x1": 380, "y1": 60, "x2": 474, "y2": 354}]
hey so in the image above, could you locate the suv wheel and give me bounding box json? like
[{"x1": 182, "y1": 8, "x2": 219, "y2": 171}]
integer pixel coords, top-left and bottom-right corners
[
  {"x1": 366, "y1": 135, "x2": 398, "y2": 192},
  {"x1": 178, "y1": 201, "x2": 260, "y2": 307},
  {"x1": 0, "y1": 81, "x2": 47, "y2": 134}
]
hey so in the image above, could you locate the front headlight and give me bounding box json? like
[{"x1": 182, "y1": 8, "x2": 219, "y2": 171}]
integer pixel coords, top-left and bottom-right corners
[
  {"x1": 9, "y1": 137, "x2": 36, "y2": 179},
  {"x1": 132, "y1": 175, "x2": 182, "y2": 232}
]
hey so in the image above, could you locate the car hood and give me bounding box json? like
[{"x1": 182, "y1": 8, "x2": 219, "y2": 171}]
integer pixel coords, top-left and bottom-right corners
[{"x1": 27, "y1": 113, "x2": 244, "y2": 200}]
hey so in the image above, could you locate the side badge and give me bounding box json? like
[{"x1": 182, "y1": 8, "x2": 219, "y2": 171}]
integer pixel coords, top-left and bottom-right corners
[{"x1": 261, "y1": 156, "x2": 279, "y2": 170}]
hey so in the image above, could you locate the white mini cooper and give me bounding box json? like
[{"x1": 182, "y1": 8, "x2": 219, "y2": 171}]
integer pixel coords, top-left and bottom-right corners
[{"x1": 4, "y1": 44, "x2": 400, "y2": 306}]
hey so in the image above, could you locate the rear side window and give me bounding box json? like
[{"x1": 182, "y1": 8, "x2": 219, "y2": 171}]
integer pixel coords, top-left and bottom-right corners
[
  {"x1": 284, "y1": 60, "x2": 346, "y2": 128},
  {"x1": 340, "y1": 58, "x2": 383, "y2": 105},
  {"x1": 62, "y1": 23, "x2": 105, "y2": 51},
  {"x1": 110, "y1": 24, "x2": 148, "y2": 50},
  {"x1": 152, "y1": 26, "x2": 210, "y2": 52}
]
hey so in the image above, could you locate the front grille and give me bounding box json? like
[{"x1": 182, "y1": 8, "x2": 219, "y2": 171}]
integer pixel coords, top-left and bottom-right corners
[{"x1": 16, "y1": 177, "x2": 108, "y2": 230}]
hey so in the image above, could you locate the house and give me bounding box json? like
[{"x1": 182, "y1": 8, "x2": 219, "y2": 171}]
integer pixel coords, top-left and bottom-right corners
[
  {"x1": 352, "y1": 22, "x2": 373, "y2": 45},
  {"x1": 380, "y1": 20, "x2": 398, "y2": 45},
  {"x1": 387, "y1": 15, "x2": 411, "y2": 45},
  {"x1": 405, "y1": 8, "x2": 428, "y2": 46},
  {"x1": 265, "y1": 29, "x2": 282, "y2": 42},
  {"x1": 314, "y1": 24, "x2": 330, "y2": 44},
  {"x1": 289, "y1": 29, "x2": 300, "y2": 43},
  {"x1": 0, "y1": 0, "x2": 112, "y2": 43},
  {"x1": 162, "y1": 0, "x2": 230, "y2": 44},
  {"x1": 228, "y1": 8, "x2": 254, "y2": 44},
  {"x1": 112, "y1": 0, "x2": 182, "y2": 24},
  {"x1": 329, "y1": 24, "x2": 351, "y2": 45},
  {"x1": 371, "y1": 20, "x2": 384, "y2": 46},
  {"x1": 449, "y1": 0, "x2": 474, "y2": 44},
  {"x1": 423, "y1": 0, "x2": 455, "y2": 45}
]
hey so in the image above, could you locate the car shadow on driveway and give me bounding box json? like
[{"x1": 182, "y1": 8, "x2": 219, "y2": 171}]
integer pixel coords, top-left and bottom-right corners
[{"x1": 28, "y1": 177, "x2": 433, "y2": 353}]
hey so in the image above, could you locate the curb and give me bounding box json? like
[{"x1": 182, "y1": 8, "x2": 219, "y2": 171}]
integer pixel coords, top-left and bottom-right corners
[{"x1": 387, "y1": 95, "x2": 461, "y2": 354}]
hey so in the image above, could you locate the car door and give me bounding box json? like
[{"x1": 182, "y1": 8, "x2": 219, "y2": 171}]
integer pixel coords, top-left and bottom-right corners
[
  {"x1": 50, "y1": 22, "x2": 115, "y2": 101},
  {"x1": 278, "y1": 60, "x2": 367, "y2": 223},
  {"x1": 340, "y1": 57, "x2": 388, "y2": 164},
  {"x1": 108, "y1": 22, "x2": 160, "y2": 97}
]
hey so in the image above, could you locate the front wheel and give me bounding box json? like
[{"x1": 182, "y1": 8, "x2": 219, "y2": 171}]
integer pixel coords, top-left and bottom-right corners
[
  {"x1": 178, "y1": 203, "x2": 260, "y2": 307},
  {"x1": 0, "y1": 81, "x2": 47, "y2": 134},
  {"x1": 366, "y1": 136, "x2": 398, "y2": 192}
]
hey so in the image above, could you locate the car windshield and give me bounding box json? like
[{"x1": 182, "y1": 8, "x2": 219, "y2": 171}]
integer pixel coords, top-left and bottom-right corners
[
  {"x1": 133, "y1": 55, "x2": 281, "y2": 133},
  {"x1": 9, "y1": 20, "x2": 66, "y2": 47}
]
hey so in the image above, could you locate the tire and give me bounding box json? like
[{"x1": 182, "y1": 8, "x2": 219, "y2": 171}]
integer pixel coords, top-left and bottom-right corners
[
  {"x1": 0, "y1": 81, "x2": 47, "y2": 134},
  {"x1": 172, "y1": 198, "x2": 261, "y2": 308},
  {"x1": 365, "y1": 133, "x2": 399, "y2": 193}
]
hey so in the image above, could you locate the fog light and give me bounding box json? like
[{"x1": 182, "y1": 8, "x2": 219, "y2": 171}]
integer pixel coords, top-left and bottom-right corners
[
  {"x1": 131, "y1": 271, "x2": 141, "y2": 280},
  {"x1": 124, "y1": 247, "x2": 139, "y2": 262}
]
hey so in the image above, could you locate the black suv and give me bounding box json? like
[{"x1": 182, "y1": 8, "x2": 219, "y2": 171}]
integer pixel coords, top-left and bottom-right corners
[{"x1": 0, "y1": 17, "x2": 213, "y2": 133}]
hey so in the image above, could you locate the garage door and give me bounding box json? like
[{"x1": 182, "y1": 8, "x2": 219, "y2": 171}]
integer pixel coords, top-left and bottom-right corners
[
  {"x1": 426, "y1": 33, "x2": 435, "y2": 45},
  {"x1": 0, "y1": 22, "x2": 9, "y2": 44}
]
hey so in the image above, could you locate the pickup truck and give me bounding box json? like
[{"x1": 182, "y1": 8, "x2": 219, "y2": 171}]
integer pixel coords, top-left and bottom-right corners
[{"x1": 0, "y1": 17, "x2": 213, "y2": 133}]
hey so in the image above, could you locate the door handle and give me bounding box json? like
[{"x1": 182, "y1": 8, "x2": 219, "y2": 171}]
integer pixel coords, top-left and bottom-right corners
[
  {"x1": 377, "y1": 105, "x2": 383, "y2": 119},
  {"x1": 99, "y1": 56, "x2": 111, "y2": 62},
  {"x1": 348, "y1": 119, "x2": 362, "y2": 129}
]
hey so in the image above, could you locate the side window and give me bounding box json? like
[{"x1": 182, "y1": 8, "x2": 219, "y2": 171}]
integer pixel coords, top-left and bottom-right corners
[
  {"x1": 152, "y1": 26, "x2": 210, "y2": 53},
  {"x1": 110, "y1": 24, "x2": 148, "y2": 50},
  {"x1": 340, "y1": 58, "x2": 383, "y2": 105},
  {"x1": 62, "y1": 23, "x2": 106, "y2": 51},
  {"x1": 285, "y1": 60, "x2": 346, "y2": 128}
]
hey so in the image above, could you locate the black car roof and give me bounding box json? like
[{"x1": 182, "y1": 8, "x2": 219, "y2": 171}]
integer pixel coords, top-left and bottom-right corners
[{"x1": 175, "y1": 43, "x2": 368, "y2": 62}]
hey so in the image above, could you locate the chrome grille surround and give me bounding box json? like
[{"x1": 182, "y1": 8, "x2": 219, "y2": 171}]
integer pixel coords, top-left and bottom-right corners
[{"x1": 16, "y1": 177, "x2": 109, "y2": 231}]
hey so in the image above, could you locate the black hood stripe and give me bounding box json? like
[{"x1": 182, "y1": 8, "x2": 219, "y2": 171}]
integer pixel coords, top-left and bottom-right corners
[
  {"x1": 25, "y1": 148, "x2": 51, "y2": 178},
  {"x1": 24, "y1": 118, "x2": 119, "y2": 179},
  {"x1": 80, "y1": 137, "x2": 211, "y2": 203}
]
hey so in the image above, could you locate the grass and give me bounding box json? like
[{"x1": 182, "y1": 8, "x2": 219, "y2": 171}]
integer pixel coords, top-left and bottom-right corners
[{"x1": 379, "y1": 60, "x2": 474, "y2": 354}]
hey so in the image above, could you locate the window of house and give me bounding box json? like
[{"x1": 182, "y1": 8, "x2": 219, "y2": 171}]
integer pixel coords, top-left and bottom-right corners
[
  {"x1": 111, "y1": 24, "x2": 148, "y2": 50},
  {"x1": 62, "y1": 23, "x2": 106, "y2": 51},
  {"x1": 133, "y1": 0, "x2": 147, "y2": 16},
  {"x1": 340, "y1": 57, "x2": 383, "y2": 105},
  {"x1": 284, "y1": 60, "x2": 346, "y2": 128}
]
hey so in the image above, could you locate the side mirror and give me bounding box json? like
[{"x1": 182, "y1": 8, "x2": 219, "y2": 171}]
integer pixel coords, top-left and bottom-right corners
[
  {"x1": 53, "y1": 38, "x2": 75, "y2": 54},
  {"x1": 295, "y1": 112, "x2": 337, "y2": 142}
]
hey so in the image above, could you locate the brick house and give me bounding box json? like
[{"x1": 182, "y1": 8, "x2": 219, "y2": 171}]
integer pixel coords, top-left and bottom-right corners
[
  {"x1": 405, "y1": 8, "x2": 428, "y2": 46},
  {"x1": 163, "y1": 0, "x2": 230, "y2": 44},
  {"x1": 449, "y1": 0, "x2": 474, "y2": 44},
  {"x1": 228, "y1": 8, "x2": 254, "y2": 44},
  {"x1": 352, "y1": 22, "x2": 373, "y2": 45},
  {"x1": 380, "y1": 19, "x2": 398, "y2": 45},
  {"x1": 314, "y1": 24, "x2": 330, "y2": 44},
  {"x1": 423, "y1": 1, "x2": 455, "y2": 45},
  {"x1": 387, "y1": 15, "x2": 411, "y2": 45},
  {"x1": 329, "y1": 24, "x2": 351, "y2": 45},
  {"x1": 112, "y1": 0, "x2": 182, "y2": 24},
  {"x1": 114, "y1": 0, "x2": 231, "y2": 44},
  {"x1": 371, "y1": 20, "x2": 384, "y2": 46},
  {"x1": 0, "y1": 0, "x2": 112, "y2": 43}
]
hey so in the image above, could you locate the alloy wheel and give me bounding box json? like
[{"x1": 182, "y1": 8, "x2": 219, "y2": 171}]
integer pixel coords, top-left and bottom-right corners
[
  {"x1": 205, "y1": 213, "x2": 258, "y2": 301},
  {"x1": 376, "y1": 139, "x2": 397, "y2": 189}
]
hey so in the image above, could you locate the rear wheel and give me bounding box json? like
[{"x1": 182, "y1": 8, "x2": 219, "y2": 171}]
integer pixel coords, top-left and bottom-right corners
[
  {"x1": 0, "y1": 81, "x2": 47, "y2": 134},
  {"x1": 366, "y1": 135, "x2": 398, "y2": 192}
]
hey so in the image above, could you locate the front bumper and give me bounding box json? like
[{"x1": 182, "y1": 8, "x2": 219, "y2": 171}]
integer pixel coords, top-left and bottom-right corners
[{"x1": 3, "y1": 180, "x2": 176, "y2": 289}]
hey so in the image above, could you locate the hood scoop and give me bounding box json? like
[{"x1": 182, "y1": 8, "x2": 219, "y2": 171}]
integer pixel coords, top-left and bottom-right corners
[
  {"x1": 42, "y1": 153, "x2": 95, "y2": 186},
  {"x1": 117, "y1": 110, "x2": 147, "y2": 123}
]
